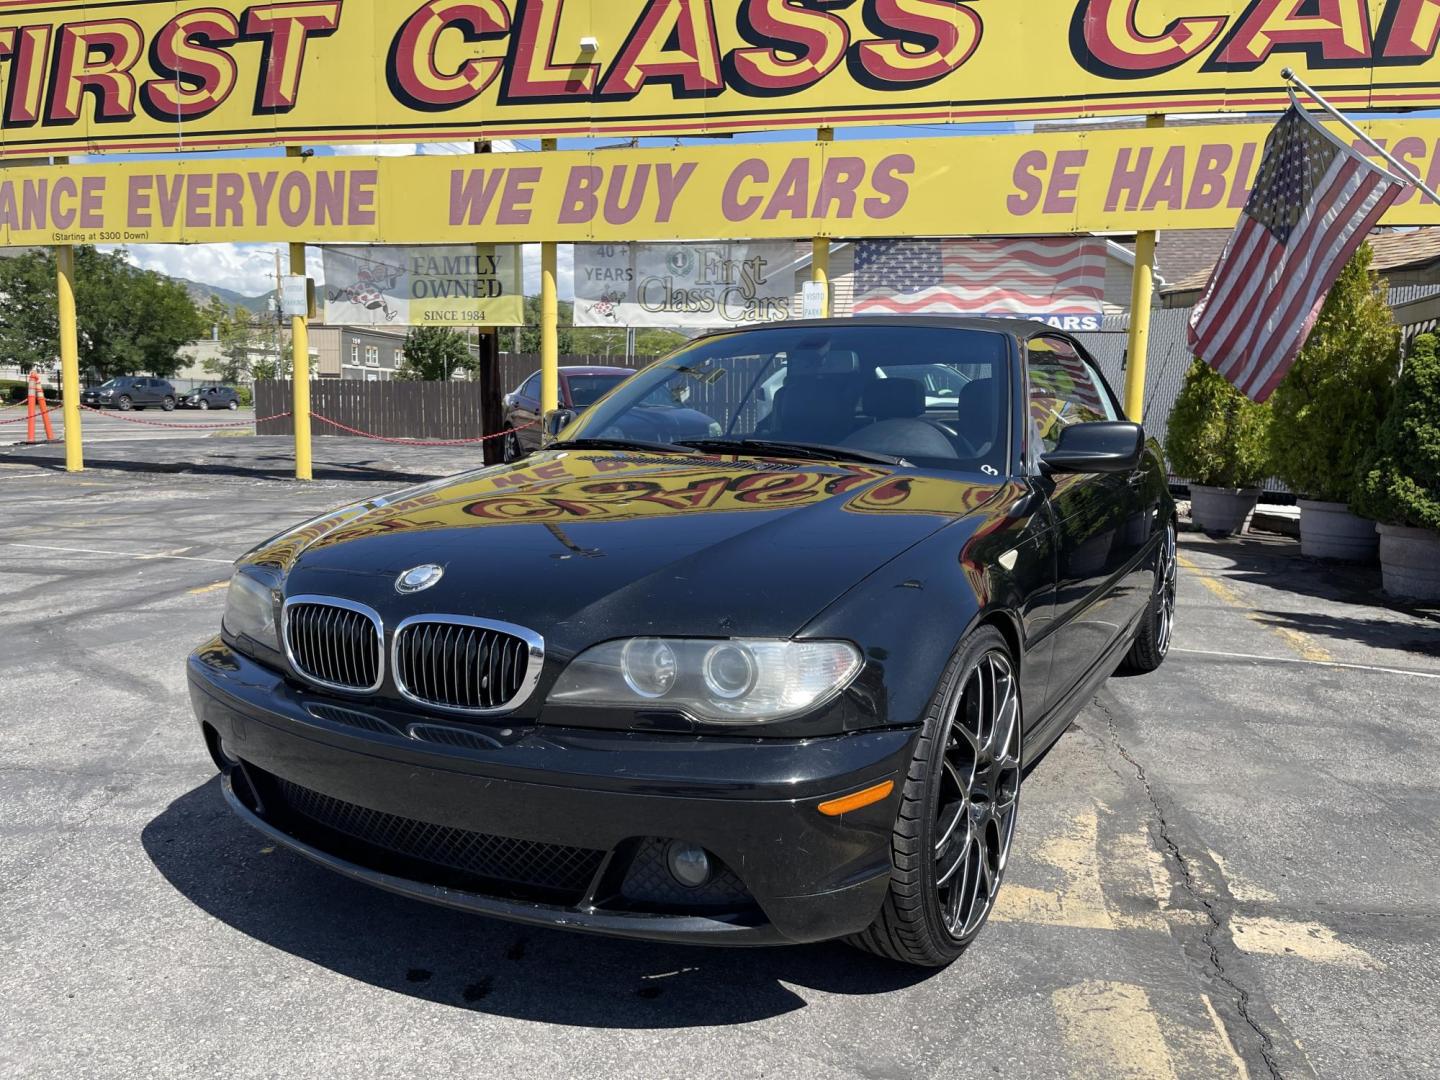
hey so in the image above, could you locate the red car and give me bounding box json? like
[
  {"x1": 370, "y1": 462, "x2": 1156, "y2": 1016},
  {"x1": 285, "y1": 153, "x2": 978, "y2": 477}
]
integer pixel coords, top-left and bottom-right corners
[{"x1": 501, "y1": 364, "x2": 718, "y2": 461}]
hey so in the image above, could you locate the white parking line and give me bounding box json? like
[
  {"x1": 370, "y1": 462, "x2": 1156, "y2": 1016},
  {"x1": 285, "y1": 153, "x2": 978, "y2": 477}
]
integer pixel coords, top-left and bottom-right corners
[
  {"x1": 0, "y1": 541, "x2": 235, "y2": 565},
  {"x1": 1173, "y1": 646, "x2": 1440, "y2": 680}
]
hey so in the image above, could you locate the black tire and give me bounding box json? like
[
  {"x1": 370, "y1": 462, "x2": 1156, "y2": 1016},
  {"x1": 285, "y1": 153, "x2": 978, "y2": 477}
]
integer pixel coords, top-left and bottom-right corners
[
  {"x1": 848, "y1": 626, "x2": 1022, "y2": 967},
  {"x1": 117, "y1": 395, "x2": 133, "y2": 412},
  {"x1": 162, "y1": 396, "x2": 176, "y2": 412},
  {"x1": 1120, "y1": 521, "x2": 1177, "y2": 675},
  {"x1": 502, "y1": 431, "x2": 521, "y2": 463},
  {"x1": 198, "y1": 399, "x2": 210, "y2": 411},
  {"x1": 228, "y1": 400, "x2": 239, "y2": 411}
]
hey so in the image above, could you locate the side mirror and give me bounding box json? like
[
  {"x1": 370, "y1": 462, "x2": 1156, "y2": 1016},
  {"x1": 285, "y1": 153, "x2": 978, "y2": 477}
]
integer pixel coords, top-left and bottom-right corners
[
  {"x1": 1040, "y1": 421, "x2": 1144, "y2": 475},
  {"x1": 543, "y1": 408, "x2": 577, "y2": 440}
]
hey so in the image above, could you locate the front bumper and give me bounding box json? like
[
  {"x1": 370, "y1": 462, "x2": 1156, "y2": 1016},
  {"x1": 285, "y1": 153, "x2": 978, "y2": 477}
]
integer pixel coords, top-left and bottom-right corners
[{"x1": 187, "y1": 640, "x2": 913, "y2": 946}]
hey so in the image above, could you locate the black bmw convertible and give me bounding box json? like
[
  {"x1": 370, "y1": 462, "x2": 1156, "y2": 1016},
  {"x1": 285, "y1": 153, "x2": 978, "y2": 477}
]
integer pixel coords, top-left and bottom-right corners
[{"x1": 188, "y1": 318, "x2": 1177, "y2": 967}]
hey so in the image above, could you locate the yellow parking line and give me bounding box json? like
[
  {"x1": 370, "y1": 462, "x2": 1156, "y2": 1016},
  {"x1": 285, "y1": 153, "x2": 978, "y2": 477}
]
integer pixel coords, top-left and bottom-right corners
[
  {"x1": 187, "y1": 580, "x2": 230, "y2": 596},
  {"x1": 1054, "y1": 981, "x2": 1179, "y2": 1080},
  {"x1": 1177, "y1": 554, "x2": 1334, "y2": 663}
]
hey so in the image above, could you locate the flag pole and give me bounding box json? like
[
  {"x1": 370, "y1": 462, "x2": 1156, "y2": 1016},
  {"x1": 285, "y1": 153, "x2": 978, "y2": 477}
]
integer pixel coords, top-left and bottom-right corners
[{"x1": 1280, "y1": 68, "x2": 1440, "y2": 207}]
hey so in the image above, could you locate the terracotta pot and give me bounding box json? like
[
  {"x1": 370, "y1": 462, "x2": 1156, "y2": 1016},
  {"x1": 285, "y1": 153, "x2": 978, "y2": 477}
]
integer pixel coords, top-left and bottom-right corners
[
  {"x1": 1377, "y1": 524, "x2": 1440, "y2": 601},
  {"x1": 1297, "y1": 499, "x2": 1379, "y2": 562},
  {"x1": 1189, "y1": 485, "x2": 1259, "y2": 537}
]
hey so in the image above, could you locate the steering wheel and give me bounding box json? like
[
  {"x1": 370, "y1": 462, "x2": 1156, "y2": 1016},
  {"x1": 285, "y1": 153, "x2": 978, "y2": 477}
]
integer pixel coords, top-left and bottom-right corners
[{"x1": 922, "y1": 418, "x2": 981, "y2": 460}]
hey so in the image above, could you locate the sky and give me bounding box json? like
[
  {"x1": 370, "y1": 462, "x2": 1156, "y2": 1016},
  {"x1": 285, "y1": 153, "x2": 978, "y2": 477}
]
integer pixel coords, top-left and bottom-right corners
[{"x1": 102, "y1": 122, "x2": 1021, "y2": 301}]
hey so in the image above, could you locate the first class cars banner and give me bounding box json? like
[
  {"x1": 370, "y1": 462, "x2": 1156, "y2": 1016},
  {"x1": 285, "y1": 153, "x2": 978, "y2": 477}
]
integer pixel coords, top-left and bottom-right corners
[
  {"x1": 4, "y1": 120, "x2": 1440, "y2": 247},
  {"x1": 4, "y1": 1, "x2": 1440, "y2": 157}
]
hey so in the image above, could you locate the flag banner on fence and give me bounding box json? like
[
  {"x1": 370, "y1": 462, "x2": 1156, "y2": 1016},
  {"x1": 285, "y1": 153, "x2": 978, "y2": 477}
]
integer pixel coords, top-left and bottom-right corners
[
  {"x1": 573, "y1": 242, "x2": 802, "y2": 329},
  {"x1": 1188, "y1": 106, "x2": 1408, "y2": 403},
  {"x1": 853, "y1": 238, "x2": 1107, "y2": 331},
  {"x1": 321, "y1": 245, "x2": 524, "y2": 327}
]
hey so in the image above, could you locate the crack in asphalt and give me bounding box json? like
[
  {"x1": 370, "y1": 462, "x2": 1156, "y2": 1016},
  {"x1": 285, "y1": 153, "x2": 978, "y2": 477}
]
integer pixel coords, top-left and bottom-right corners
[{"x1": 1089, "y1": 693, "x2": 1297, "y2": 1080}]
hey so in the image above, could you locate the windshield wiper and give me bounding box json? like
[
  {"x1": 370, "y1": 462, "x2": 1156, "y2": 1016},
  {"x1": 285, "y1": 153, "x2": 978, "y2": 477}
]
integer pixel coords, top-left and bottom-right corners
[
  {"x1": 554, "y1": 437, "x2": 700, "y2": 455},
  {"x1": 676, "y1": 438, "x2": 909, "y2": 467}
]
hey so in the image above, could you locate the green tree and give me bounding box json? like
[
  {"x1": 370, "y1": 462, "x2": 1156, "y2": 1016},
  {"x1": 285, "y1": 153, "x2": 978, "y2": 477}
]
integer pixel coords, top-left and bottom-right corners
[
  {"x1": 1166, "y1": 358, "x2": 1272, "y2": 488},
  {"x1": 1352, "y1": 333, "x2": 1440, "y2": 531},
  {"x1": 251, "y1": 341, "x2": 293, "y2": 382},
  {"x1": 1269, "y1": 243, "x2": 1400, "y2": 502},
  {"x1": 200, "y1": 298, "x2": 261, "y2": 384},
  {"x1": 395, "y1": 325, "x2": 475, "y2": 381},
  {"x1": 506, "y1": 295, "x2": 686, "y2": 358},
  {"x1": 0, "y1": 246, "x2": 205, "y2": 379}
]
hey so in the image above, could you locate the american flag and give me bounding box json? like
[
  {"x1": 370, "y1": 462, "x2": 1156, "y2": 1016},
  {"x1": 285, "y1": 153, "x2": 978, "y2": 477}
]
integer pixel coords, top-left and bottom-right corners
[
  {"x1": 1188, "y1": 105, "x2": 1407, "y2": 402},
  {"x1": 853, "y1": 237, "x2": 1106, "y2": 317}
]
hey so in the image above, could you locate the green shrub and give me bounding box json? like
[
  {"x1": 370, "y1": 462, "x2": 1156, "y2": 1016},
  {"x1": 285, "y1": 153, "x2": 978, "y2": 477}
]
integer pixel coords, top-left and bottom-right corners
[
  {"x1": 1165, "y1": 358, "x2": 1271, "y2": 488},
  {"x1": 236, "y1": 385, "x2": 254, "y2": 408},
  {"x1": 1268, "y1": 244, "x2": 1399, "y2": 503},
  {"x1": 1352, "y1": 334, "x2": 1440, "y2": 532}
]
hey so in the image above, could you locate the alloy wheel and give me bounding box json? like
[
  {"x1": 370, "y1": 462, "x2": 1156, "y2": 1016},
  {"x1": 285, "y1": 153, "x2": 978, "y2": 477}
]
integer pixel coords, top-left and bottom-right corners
[
  {"x1": 933, "y1": 649, "x2": 1021, "y2": 941},
  {"x1": 503, "y1": 432, "x2": 520, "y2": 462},
  {"x1": 118, "y1": 396, "x2": 132, "y2": 411},
  {"x1": 198, "y1": 399, "x2": 210, "y2": 410},
  {"x1": 1155, "y1": 524, "x2": 1178, "y2": 657}
]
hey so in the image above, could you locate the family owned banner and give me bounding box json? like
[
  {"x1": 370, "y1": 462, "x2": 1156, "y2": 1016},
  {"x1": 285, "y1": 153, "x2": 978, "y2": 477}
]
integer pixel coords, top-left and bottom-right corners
[
  {"x1": 321, "y1": 245, "x2": 523, "y2": 327},
  {"x1": 573, "y1": 242, "x2": 802, "y2": 329}
]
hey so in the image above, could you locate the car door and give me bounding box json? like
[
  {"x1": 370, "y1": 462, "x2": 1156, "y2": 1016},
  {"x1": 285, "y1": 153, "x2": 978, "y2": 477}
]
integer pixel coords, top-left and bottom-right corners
[
  {"x1": 1026, "y1": 334, "x2": 1149, "y2": 707},
  {"x1": 509, "y1": 372, "x2": 543, "y2": 452}
]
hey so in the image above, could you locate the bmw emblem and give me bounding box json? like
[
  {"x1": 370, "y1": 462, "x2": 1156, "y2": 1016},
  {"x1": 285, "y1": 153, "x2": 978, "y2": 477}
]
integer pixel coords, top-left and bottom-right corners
[{"x1": 396, "y1": 564, "x2": 444, "y2": 594}]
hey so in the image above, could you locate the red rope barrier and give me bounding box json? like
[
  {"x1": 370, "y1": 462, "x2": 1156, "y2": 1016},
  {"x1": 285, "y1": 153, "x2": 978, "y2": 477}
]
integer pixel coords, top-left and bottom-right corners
[
  {"x1": 76, "y1": 404, "x2": 292, "y2": 429},
  {"x1": 310, "y1": 412, "x2": 536, "y2": 447}
]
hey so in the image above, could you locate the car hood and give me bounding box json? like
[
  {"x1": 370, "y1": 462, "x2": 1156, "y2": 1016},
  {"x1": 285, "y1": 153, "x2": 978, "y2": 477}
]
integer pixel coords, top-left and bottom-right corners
[{"x1": 243, "y1": 450, "x2": 1002, "y2": 646}]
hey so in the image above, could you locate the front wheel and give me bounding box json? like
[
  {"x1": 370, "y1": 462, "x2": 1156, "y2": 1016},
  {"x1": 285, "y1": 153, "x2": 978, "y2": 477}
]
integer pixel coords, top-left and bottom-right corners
[
  {"x1": 227, "y1": 400, "x2": 239, "y2": 411},
  {"x1": 848, "y1": 626, "x2": 1022, "y2": 967},
  {"x1": 198, "y1": 399, "x2": 210, "y2": 411},
  {"x1": 117, "y1": 395, "x2": 133, "y2": 411},
  {"x1": 502, "y1": 431, "x2": 521, "y2": 463},
  {"x1": 162, "y1": 396, "x2": 176, "y2": 412},
  {"x1": 1119, "y1": 522, "x2": 1177, "y2": 675}
]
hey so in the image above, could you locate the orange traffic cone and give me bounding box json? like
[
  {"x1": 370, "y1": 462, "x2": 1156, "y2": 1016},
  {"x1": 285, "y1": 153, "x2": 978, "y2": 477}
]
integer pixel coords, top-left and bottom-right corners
[{"x1": 26, "y1": 371, "x2": 55, "y2": 443}]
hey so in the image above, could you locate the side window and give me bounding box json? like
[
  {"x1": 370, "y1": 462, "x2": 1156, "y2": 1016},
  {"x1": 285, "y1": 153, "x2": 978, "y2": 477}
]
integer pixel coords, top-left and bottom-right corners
[
  {"x1": 518, "y1": 373, "x2": 541, "y2": 401},
  {"x1": 1025, "y1": 336, "x2": 1118, "y2": 457}
]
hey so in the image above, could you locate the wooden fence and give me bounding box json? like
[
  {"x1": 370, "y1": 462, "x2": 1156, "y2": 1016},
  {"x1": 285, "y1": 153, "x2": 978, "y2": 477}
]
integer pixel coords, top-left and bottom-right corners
[{"x1": 255, "y1": 354, "x2": 658, "y2": 440}]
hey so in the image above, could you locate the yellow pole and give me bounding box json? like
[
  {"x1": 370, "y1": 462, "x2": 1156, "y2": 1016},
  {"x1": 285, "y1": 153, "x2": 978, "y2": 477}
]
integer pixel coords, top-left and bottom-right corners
[
  {"x1": 286, "y1": 147, "x2": 312, "y2": 481},
  {"x1": 55, "y1": 243, "x2": 82, "y2": 472},
  {"x1": 1123, "y1": 114, "x2": 1165, "y2": 423},
  {"x1": 540, "y1": 138, "x2": 560, "y2": 425},
  {"x1": 812, "y1": 128, "x2": 833, "y2": 318}
]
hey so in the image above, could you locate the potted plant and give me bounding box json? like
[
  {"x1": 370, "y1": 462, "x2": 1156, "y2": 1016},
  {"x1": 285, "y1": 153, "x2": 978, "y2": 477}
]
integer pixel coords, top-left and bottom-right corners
[
  {"x1": 1166, "y1": 357, "x2": 1271, "y2": 536},
  {"x1": 1352, "y1": 333, "x2": 1440, "y2": 600},
  {"x1": 1269, "y1": 244, "x2": 1399, "y2": 561}
]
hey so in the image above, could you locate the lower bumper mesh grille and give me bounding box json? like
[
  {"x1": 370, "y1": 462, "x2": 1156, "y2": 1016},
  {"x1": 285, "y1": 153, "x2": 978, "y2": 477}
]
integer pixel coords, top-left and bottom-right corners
[{"x1": 272, "y1": 776, "x2": 604, "y2": 902}]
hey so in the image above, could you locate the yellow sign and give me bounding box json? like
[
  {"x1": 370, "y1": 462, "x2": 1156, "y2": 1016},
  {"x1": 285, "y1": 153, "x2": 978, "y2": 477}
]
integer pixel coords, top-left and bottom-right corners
[
  {"x1": 1, "y1": 2, "x2": 1439, "y2": 157},
  {"x1": 3, "y1": 120, "x2": 1438, "y2": 247}
]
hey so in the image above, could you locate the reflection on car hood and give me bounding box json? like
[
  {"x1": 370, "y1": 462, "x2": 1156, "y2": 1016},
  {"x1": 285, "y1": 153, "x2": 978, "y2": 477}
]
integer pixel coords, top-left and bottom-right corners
[{"x1": 244, "y1": 450, "x2": 1003, "y2": 641}]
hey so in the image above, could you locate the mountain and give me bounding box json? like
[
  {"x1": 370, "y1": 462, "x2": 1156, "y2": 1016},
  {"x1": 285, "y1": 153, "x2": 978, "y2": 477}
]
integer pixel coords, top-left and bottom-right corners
[{"x1": 175, "y1": 277, "x2": 275, "y2": 315}]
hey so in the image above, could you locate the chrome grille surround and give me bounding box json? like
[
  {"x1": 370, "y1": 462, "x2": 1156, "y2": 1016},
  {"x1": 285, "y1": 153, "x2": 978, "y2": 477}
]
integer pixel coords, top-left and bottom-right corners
[
  {"x1": 282, "y1": 595, "x2": 385, "y2": 695},
  {"x1": 391, "y1": 615, "x2": 544, "y2": 715}
]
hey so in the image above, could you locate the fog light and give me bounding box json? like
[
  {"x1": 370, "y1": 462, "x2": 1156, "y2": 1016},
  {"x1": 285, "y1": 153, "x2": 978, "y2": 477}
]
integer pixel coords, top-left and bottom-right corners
[
  {"x1": 214, "y1": 735, "x2": 240, "y2": 769},
  {"x1": 665, "y1": 840, "x2": 711, "y2": 888}
]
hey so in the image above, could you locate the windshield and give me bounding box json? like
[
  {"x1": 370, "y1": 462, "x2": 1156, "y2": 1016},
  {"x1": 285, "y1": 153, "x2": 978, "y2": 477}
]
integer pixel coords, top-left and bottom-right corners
[
  {"x1": 567, "y1": 373, "x2": 627, "y2": 408},
  {"x1": 98, "y1": 379, "x2": 123, "y2": 390},
  {"x1": 565, "y1": 325, "x2": 1011, "y2": 474}
]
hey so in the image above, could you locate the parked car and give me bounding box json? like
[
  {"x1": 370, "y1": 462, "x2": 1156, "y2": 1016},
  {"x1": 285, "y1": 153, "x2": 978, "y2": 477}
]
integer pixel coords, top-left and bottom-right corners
[
  {"x1": 189, "y1": 318, "x2": 1176, "y2": 967},
  {"x1": 501, "y1": 364, "x2": 721, "y2": 461},
  {"x1": 81, "y1": 377, "x2": 177, "y2": 411},
  {"x1": 180, "y1": 386, "x2": 241, "y2": 411}
]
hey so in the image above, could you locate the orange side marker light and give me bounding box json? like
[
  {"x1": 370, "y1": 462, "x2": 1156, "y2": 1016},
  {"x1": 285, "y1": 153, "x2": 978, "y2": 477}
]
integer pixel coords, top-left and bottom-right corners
[{"x1": 818, "y1": 780, "x2": 895, "y2": 817}]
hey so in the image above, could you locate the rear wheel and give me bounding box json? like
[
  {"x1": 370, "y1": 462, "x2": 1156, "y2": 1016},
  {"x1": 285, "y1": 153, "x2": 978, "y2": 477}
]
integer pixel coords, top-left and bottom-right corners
[
  {"x1": 848, "y1": 626, "x2": 1022, "y2": 967},
  {"x1": 1120, "y1": 522, "x2": 1177, "y2": 674}
]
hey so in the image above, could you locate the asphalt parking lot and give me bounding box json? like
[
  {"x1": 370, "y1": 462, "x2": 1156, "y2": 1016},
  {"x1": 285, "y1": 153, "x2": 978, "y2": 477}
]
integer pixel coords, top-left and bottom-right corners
[
  {"x1": 0, "y1": 406, "x2": 260, "y2": 446},
  {"x1": 2, "y1": 439, "x2": 1438, "y2": 1080}
]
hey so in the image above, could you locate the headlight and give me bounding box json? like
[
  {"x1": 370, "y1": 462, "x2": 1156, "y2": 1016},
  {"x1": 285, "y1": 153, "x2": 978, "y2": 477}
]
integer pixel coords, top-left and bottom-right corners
[
  {"x1": 222, "y1": 571, "x2": 280, "y2": 654},
  {"x1": 548, "y1": 638, "x2": 862, "y2": 724}
]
